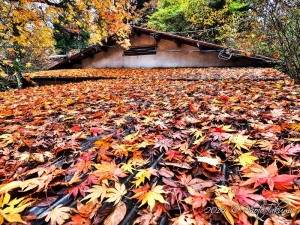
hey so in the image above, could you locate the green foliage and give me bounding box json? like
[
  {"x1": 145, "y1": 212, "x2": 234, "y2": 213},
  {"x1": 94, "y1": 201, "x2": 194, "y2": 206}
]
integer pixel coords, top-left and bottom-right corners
[
  {"x1": 148, "y1": 1, "x2": 188, "y2": 32},
  {"x1": 148, "y1": 0, "x2": 248, "y2": 43},
  {"x1": 53, "y1": 18, "x2": 90, "y2": 54},
  {"x1": 228, "y1": 0, "x2": 249, "y2": 14}
]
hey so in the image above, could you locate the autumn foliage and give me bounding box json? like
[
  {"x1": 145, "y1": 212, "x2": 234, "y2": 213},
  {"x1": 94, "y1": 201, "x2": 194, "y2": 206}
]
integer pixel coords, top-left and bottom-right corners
[
  {"x1": 24, "y1": 67, "x2": 286, "y2": 80},
  {"x1": 0, "y1": 68, "x2": 300, "y2": 224}
]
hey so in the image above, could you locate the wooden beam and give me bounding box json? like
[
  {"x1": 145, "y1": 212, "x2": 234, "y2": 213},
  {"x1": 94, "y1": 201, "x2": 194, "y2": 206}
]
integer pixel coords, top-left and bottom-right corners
[
  {"x1": 150, "y1": 33, "x2": 160, "y2": 43},
  {"x1": 134, "y1": 29, "x2": 141, "y2": 36},
  {"x1": 173, "y1": 38, "x2": 181, "y2": 47},
  {"x1": 100, "y1": 46, "x2": 108, "y2": 52},
  {"x1": 197, "y1": 42, "x2": 203, "y2": 50}
]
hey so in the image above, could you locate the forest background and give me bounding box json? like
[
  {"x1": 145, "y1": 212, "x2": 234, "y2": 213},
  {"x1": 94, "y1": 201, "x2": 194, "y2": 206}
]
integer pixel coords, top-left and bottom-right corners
[{"x1": 0, "y1": 0, "x2": 299, "y2": 90}]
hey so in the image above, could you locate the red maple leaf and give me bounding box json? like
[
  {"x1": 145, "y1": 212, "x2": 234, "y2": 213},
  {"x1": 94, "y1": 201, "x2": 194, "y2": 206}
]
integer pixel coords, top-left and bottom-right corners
[
  {"x1": 164, "y1": 149, "x2": 183, "y2": 161},
  {"x1": 232, "y1": 186, "x2": 264, "y2": 208},
  {"x1": 272, "y1": 174, "x2": 298, "y2": 191},
  {"x1": 68, "y1": 180, "x2": 90, "y2": 198},
  {"x1": 241, "y1": 162, "x2": 278, "y2": 190}
]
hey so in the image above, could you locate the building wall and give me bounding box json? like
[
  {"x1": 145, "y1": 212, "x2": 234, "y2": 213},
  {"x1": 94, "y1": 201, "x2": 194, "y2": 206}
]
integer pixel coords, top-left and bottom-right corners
[{"x1": 80, "y1": 34, "x2": 259, "y2": 68}]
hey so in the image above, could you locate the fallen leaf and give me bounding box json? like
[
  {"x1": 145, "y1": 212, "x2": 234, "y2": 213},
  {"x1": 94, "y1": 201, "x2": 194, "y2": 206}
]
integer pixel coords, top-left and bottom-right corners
[{"x1": 104, "y1": 201, "x2": 127, "y2": 225}]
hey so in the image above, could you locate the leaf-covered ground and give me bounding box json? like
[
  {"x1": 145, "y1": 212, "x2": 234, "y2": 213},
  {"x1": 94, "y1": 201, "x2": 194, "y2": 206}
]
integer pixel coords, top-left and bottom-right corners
[
  {"x1": 1, "y1": 68, "x2": 300, "y2": 225},
  {"x1": 24, "y1": 67, "x2": 286, "y2": 81}
]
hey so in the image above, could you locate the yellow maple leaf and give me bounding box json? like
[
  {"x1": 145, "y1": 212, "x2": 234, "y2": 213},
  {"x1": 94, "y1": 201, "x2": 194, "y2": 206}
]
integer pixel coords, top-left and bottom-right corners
[
  {"x1": 214, "y1": 198, "x2": 235, "y2": 225},
  {"x1": 219, "y1": 125, "x2": 236, "y2": 132},
  {"x1": 231, "y1": 134, "x2": 256, "y2": 150},
  {"x1": 289, "y1": 123, "x2": 300, "y2": 131},
  {"x1": 121, "y1": 162, "x2": 134, "y2": 174},
  {"x1": 0, "y1": 193, "x2": 33, "y2": 224},
  {"x1": 188, "y1": 128, "x2": 203, "y2": 139},
  {"x1": 131, "y1": 183, "x2": 168, "y2": 211},
  {"x1": 257, "y1": 140, "x2": 273, "y2": 151},
  {"x1": 133, "y1": 168, "x2": 158, "y2": 187},
  {"x1": 236, "y1": 152, "x2": 258, "y2": 168},
  {"x1": 45, "y1": 204, "x2": 73, "y2": 225},
  {"x1": 215, "y1": 185, "x2": 234, "y2": 200},
  {"x1": 81, "y1": 184, "x2": 107, "y2": 204},
  {"x1": 105, "y1": 183, "x2": 127, "y2": 205},
  {"x1": 0, "y1": 134, "x2": 15, "y2": 148}
]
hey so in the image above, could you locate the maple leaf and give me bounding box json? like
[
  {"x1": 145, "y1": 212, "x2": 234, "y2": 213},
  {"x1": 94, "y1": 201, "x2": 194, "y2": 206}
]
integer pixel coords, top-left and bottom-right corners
[
  {"x1": 158, "y1": 167, "x2": 174, "y2": 178},
  {"x1": 110, "y1": 142, "x2": 132, "y2": 157},
  {"x1": 0, "y1": 133, "x2": 16, "y2": 148},
  {"x1": 104, "y1": 201, "x2": 126, "y2": 225},
  {"x1": 0, "y1": 193, "x2": 33, "y2": 224},
  {"x1": 272, "y1": 174, "x2": 298, "y2": 191},
  {"x1": 193, "y1": 135, "x2": 206, "y2": 146},
  {"x1": 215, "y1": 185, "x2": 235, "y2": 200},
  {"x1": 274, "y1": 144, "x2": 300, "y2": 157},
  {"x1": 177, "y1": 174, "x2": 214, "y2": 192},
  {"x1": 131, "y1": 183, "x2": 168, "y2": 211},
  {"x1": 241, "y1": 162, "x2": 278, "y2": 190},
  {"x1": 270, "y1": 108, "x2": 285, "y2": 119},
  {"x1": 133, "y1": 209, "x2": 158, "y2": 225},
  {"x1": 289, "y1": 123, "x2": 300, "y2": 131},
  {"x1": 128, "y1": 153, "x2": 150, "y2": 167},
  {"x1": 262, "y1": 190, "x2": 300, "y2": 217},
  {"x1": 0, "y1": 175, "x2": 53, "y2": 194},
  {"x1": 214, "y1": 195, "x2": 237, "y2": 225},
  {"x1": 189, "y1": 103, "x2": 199, "y2": 113},
  {"x1": 105, "y1": 183, "x2": 127, "y2": 205},
  {"x1": 215, "y1": 125, "x2": 235, "y2": 133},
  {"x1": 90, "y1": 127, "x2": 105, "y2": 136},
  {"x1": 45, "y1": 204, "x2": 74, "y2": 225},
  {"x1": 121, "y1": 162, "x2": 134, "y2": 174},
  {"x1": 68, "y1": 180, "x2": 90, "y2": 198},
  {"x1": 69, "y1": 154, "x2": 93, "y2": 175},
  {"x1": 154, "y1": 138, "x2": 172, "y2": 152},
  {"x1": 155, "y1": 120, "x2": 168, "y2": 130},
  {"x1": 197, "y1": 156, "x2": 222, "y2": 167},
  {"x1": 236, "y1": 152, "x2": 258, "y2": 168},
  {"x1": 92, "y1": 161, "x2": 127, "y2": 181},
  {"x1": 133, "y1": 168, "x2": 158, "y2": 187},
  {"x1": 164, "y1": 149, "x2": 183, "y2": 161},
  {"x1": 257, "y1": 140, "x2": 273, "y2": 151},
  {"x1": 65, "y1": 214, "x2": 89, "y2": 225},
  {"x1": 184, "y1": 188, "x2": 210, "y2": 210},
  {"x1": 187, "y1": 128, "x2": 203, "y2": 139},
  {"x1": 94, "y1": 139, "x2": 112, "y2": 162},
  {"x1": 82, "y1": 184, "x2": 107, "y2": 204},
  {"x1": 165, "y1": 186, "x2": 188, "y2": 206},
  {"x1": 170, "y1": 213, "x2": 196, "y2": 225},
  {"x1": 174, "y1": 141, "x2": 193, "y2": 156},
  {"x1": 172, "y1": 131, "x2": 187, "y2": 140},
  {"x1": 231, "y1": 134, "x2": 256, "y2": 150},
  {"x1": 231, "y1": 186, "x2": 264, "y2": 208},
  {"x1": 76, "y1": 200, "x2": 101, "y2": 219}
]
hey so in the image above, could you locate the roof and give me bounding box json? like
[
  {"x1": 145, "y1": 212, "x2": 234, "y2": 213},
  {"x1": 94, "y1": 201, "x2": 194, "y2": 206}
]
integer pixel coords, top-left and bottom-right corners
[
  {"x1": 1, "y1": 68, "x2": 300, "y2": 224},
  {"x1": 48, "y1": 26, "x2": 279, "y2": 70}
]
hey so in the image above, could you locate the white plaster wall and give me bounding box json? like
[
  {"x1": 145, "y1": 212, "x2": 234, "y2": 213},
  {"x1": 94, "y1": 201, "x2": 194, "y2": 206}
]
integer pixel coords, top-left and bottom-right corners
[{"x1": 81, "y1": 34, "x2": 258, "y2": 68}]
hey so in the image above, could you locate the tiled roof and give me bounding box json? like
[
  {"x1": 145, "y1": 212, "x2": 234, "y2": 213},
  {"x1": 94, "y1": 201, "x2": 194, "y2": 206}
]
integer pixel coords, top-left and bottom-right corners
[
  {"x1": 48, "y1": 26, "x2": 279, "y2": 70},
  {"x1": 1, "y1": 68, "x2": 300, "y2": 224}
]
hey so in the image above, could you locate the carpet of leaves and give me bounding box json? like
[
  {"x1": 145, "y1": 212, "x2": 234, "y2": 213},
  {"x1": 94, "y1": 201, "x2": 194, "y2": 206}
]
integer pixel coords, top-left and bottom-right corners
[
  {"x1": 24, "y1": 67, "x2": 286, "y2": 81},
  {"x1": 1, "y1": 68, "x2": 300, "y2": 225}
]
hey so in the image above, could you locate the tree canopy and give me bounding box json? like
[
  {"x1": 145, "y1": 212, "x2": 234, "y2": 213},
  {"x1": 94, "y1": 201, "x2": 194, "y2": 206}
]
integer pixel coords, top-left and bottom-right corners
[
  {"x1": 0, "y1": 0, "x2": 132, "y2": 85},
  {"x1": 0, "y1": 0, "x2": 131, "y2": 48},
  {"x1": 147, "y1": 0, "x2": 249, "y2": 43}
]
